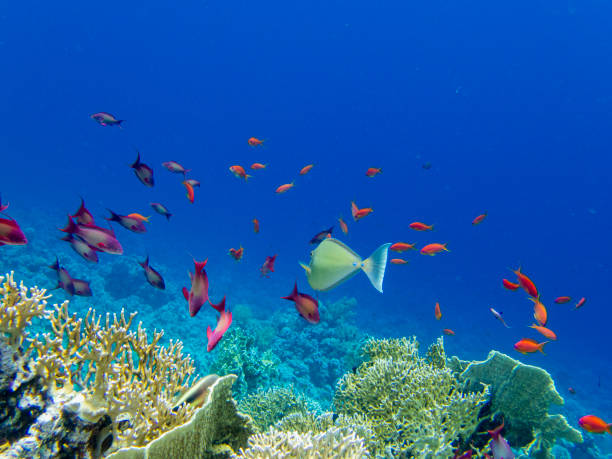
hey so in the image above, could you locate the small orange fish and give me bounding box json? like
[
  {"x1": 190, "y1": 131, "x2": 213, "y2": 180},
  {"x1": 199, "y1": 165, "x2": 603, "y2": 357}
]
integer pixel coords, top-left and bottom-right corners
[
  {"x1": 350, "y1": 201, "x2": 373, "y2": 221},
  {"x1": 434, "y1": 302, "x2": 442, "y2": 320},
  {"x1": 229, "y1": 165, "x2": 251, "y2": 181},
  {"x1": 250, "y1": 162, "x2": 267, "y2": 170},
  {"x1": 126, "y1": 213, "x2": 150, "y2": 223},
  {"x1": 248, "y1": 137, "x2": 264, "y2": 146},
  {"x1": 529, "y1": 324, "x2": 557, "y2": 340},
  {"x1": 579, "y1": 415, "x2": 612, "y2": 434},
  {"x1": 252, "y1": 218, "x2": 260, "y2": 233},
  {"x1": 531, "y1": 298, "x2": 548, "y2": 326},
  {"x1": 472, "y1": 212, "x2": 487, "y2": 225},
  {"x1": 409, "y1": 222, "x2": 434, "y2": 231},
  {"x1": 514, "y1": 338, "x2": 548, "y2": 354},
  {"x1": 443, "y1": 328, "x2": 455, "y2": 335},
  {"x1": 513, "y1": 267, "x2": 538, "y2": 298},
  {"x1": 420, "y1": 243, "x2": 449, "y2": 256},
  {"x1": 575, "y1": 297, "x2": 586, "y2": 309},
  {"x1": 390, "y1": 242, "x2": 416, "y2": 253},
  {"x1": 554, "y1": 296, "x2": 571, "y2": 304},
  {"x1": 300, "y1": 164, "x2": 314, "y2": 175},
  {"x1": 228, "y1": 246, "x2": 244, "y2": 261},
  {"x1": 502, "y1": 279, "x2": 520, "y2": 290},
  {"x1": 338, "y1": 217, "x2": 348, "y2": 235},
  {"x1": 365, "y1": 167, "x2": 382, "y2": 177},
  {"x1": 275, "y1": 182, "x2": 295, "y2": 193},
  {"x1": 390, "y1": 258, "x2": 408, "y2": 265},
  {"x1": 182, "y1": 181, "x2": 195, "y2": 204}
]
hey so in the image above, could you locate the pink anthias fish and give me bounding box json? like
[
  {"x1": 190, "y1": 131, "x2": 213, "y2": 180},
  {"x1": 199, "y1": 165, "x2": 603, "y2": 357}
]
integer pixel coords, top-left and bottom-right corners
[
  {"x1": 106, "y1": 209, "x2": 147, "y2": 233},
  {"x1": 60, "y1": 233, "x2": 99, "y2": 263},
  {"x1": 131, "y1": 152, "x2": 155, "y2": 187},
  {"x1": 90, "y1": 112, "x2": 124, "y2": 127},
  {"x1": 139, "y1": 256, "x2": 165, "y2": 290},
  {"x1": 488, "y1": 420, "x2": 514, "y2": 459},
  {"x1": 49, "y1": 257, "x2": 75, "y2": 295},
  {"x1": 70, "y1": 198, "x2": 95, "y2": 225},
  {"x1": 182, "y1": 259, "x2": 209, "y2": 317},
  {"x1": 260, "y1": 254, "x2": 277, "y2": 277},
  {"x1": 60, "y1": 216, "x2": 123, "y2": 255},
  {"x1": 162, "y1": 161, "x2": 190, "y2": 176},
  {"x1": 0, "y1": 195, "x2": 27, "y2": 247},
  {"x1": 150, "y1": 202, "x2": 172, "y2": 221},
  {"x1": 489, "y1": 308, "x2": 510, "y2": 328},
  {"x1": 206, "y1": 296, "x2": 232, "y2": 351}
]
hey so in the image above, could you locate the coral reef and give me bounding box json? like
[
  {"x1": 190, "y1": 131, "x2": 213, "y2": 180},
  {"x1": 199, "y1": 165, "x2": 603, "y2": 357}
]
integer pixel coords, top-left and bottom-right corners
[
  {"x1": 332, "y1": 336, "x2": 489, "y2": 458},
  {"x1": 233, "y1": 427, "x2": 370, "y2": 459},
  {"x1": 108, "y1": 374, "x2": 254, "y2": 459},
  {"x1": 460, "y1": 350, "x2": 583, "y2": 459}
]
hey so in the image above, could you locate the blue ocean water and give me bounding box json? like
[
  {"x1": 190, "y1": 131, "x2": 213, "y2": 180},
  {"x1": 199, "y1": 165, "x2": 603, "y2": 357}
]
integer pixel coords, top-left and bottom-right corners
[{"x1": 1, "y1": 0, "x2": 612, "y2": 455}]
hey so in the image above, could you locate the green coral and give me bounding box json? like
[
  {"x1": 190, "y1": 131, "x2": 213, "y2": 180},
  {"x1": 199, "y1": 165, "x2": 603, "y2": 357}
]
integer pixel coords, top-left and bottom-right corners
[
  {"x1": 460, "y1": 350, "x2": 582, "y2": 459},
  {"x1": 333, "y1": 337, "x2": 488, "y2": 458}
]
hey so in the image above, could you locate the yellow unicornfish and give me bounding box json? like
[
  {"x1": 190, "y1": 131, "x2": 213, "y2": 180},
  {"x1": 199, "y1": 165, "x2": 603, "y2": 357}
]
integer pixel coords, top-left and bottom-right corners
[{"x1": 300, "y1": 238, "x2": 391, "y2": 292}]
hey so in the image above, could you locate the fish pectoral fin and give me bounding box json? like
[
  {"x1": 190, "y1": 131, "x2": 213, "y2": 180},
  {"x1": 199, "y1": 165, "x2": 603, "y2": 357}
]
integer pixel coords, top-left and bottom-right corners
[
  {"x1": 299, "y1": 262, "x2": 311, "y2": 275},
  {"x1": 182, "y1": 287, "x2": 189, "y2": 301},
  {"x1": 361, "y1": 243, "x2": 391, "y2": 293}
]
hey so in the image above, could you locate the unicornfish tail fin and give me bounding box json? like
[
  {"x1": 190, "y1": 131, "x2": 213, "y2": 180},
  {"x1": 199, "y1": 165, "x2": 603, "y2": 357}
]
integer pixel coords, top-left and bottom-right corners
[{"x1": 361, "y1": 243, "x2": 391, "y2": 293}]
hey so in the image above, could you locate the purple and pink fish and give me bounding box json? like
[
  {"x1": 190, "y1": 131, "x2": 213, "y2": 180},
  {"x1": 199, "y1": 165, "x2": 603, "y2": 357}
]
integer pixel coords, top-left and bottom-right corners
[
  {"x1": 131, "y1": 152, "x2": 154, "y2": 187},
  {"x1": 0, "y1": 195, "x2": 27, "y2": 247},
  {"x1": 207, "y1": 296, "x2": 232, "y2": 351},
  {"x1": 139, "y1": 256, "x2": 165, "y2": 290},
  {"x1": 60, "y1": 216, "x2": 123, "y2": 255},
  {"x1": 182, "y1": 259, "x2": 209, "y2": 317},
  {"x1": 90, "y1": 112, "x2": 123, "y2": 127}
]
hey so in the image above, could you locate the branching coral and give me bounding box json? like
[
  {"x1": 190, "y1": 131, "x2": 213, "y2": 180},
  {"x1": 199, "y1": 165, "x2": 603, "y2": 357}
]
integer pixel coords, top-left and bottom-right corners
[{"x1": 333, "y1": 336, "x2": 489, "y2": 458}]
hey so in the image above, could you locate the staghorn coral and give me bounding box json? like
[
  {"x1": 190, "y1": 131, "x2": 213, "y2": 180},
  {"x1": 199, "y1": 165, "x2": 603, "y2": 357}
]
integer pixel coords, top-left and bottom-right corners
[
  {"x1": 333, "y1": 336, "x2": 489, "y2": 458},
  {"x1": 460, "y1": 350, "x2": 582, "y2": 459},
  {"x1": 233, "y1": 427, "x2": 370, "y2": 459}
]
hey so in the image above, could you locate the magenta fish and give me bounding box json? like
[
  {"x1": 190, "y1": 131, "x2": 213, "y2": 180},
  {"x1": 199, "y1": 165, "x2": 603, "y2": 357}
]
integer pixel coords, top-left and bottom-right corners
[
  {"x1": 488, "y1": 420, "x2": 514, "y2": 459},
  {"x1": 281, "y1": 282, "x2": 320, "y2": 324},
  {"x1": 131, "y1": 152, "x2": 154, "y2": 187},
  {"x1": 90, "y1": 112, "x2": 124, "y2": 127},
  {"x1": 0, "y1": 214, "x2": 27, "y2": 247},
  {"x1": 182, "y1": 259, "x2": 209, "y2": 317},
  {"x1": 60, "y1": 216, "x2": 123, "y2": 255},
  {"x1": 150, "y1": 202, "x2": 172, "y2": 221},
  {"x1": 71, "y1": 198, "x2": 95, "y2": 225},
  {"x1": 106, "y1": 209, "x2": 147, "y2": 233},
  {"x1": 60, "y1": 234, "x2": 99, "y2": 263},
  {"x1": 207, "y1": 296, "x2": 232, "y2": 351},
  {"x1": 49, "y1": 257, "x2": 75, "y2": 296},
  {"x1": 139, "y1": 256, "x2": 165, "y2": 290},
  {"x1": 72, "y1": 278, "x2": 93, "y2": 297},
  {"x1": 260, "y1": 254, "x2": 277, "y2": 277},
  {"x1": 162, "y1": 161, "x2": 190, "y2": 175},
  {"x1": 184, "y1": 179, "x2": 200, "y2": 188}
]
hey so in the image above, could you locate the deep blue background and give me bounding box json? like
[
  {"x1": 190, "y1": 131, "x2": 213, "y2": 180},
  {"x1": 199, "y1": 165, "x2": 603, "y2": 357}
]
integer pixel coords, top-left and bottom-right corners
[{"x1": 1, "y1": 0, "x2": 611, "y2": 452}]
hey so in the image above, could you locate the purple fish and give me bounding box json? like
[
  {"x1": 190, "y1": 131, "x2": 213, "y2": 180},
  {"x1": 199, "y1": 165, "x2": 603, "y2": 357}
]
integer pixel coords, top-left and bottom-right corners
[
  {"x1": 0, "y1": 215, "x2": 27, "y2": 247},
  {"x1": 150, "y1": 202, "x2": 172, "y2": 221},
  {"x1": 90, "y1": 112, "x2": 124, "y2": 127},
  {"x1": 49, "y1": 257, "x2": 75, "y2": 295},
  {"x1": 72, "y1": 278, "x2": 93, "y2": 296},
  {"x1": 61, "y1": 234, "x2": 99, "y2": 263},
  {"x1": 162, "y1": 161, "x2": 190, "y2": 175},
  {"x1": 182, "y1": 259, "x2": 209, "y2": 317},
  {"x1": 139, "y1": 256, "x2": 166, "y2": 290},
  {"x1": 70, "y1": 198, "x2": 95, "y2": 225},
  {"x1": 60, "y1": 216, "x2": 123, "y2": 255},
  {"x1": 488, "y1": 420, "x2": 514, "y2": 459},
  {"x1": 309, "y1": 226, "x2": 333, "y2": 244},
  {"x1": 131, "y1": 152, "x2": 154, "y2": 187},
  {"x1": 106, "y1": 209, "x2": 147, "y2": 233}
]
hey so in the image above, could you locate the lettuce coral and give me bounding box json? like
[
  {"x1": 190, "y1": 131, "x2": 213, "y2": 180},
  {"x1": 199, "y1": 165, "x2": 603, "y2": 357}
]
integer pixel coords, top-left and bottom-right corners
[{"x1": 333, "y1": 336, "x2": 488, "y2": 458}]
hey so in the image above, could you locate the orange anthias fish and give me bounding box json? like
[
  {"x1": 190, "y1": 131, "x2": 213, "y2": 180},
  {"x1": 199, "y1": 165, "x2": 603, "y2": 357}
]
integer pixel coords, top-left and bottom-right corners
[
  {"x1": 472, "y1": 212, "x2": 487, "y2": 225},
  {"x1": 228, "y1": 246, "x2": 244, "y2": 261},
  {"x1": 300, "y1": 164, "x2": 314, "y2": 175},
  {"x1": 275, "y1": 182, "x2": 295, "y2": 193},
  {"x1": 575, "y1": 297, "x2": 586, "y2": 309},
  {"x1": 554, "y1": 296, "x2": 571, "y2": 304},
  {"x1": 229, "y1": 165, "x2": 251, "y2": 181},
  {"x1": 443, "y1": 329, "x2": 455, "y2": 335},
  {"x1": 513, "y1": 267, "x2": 538, "y2": 298},
  {"x1": 420, "y1": 243, "x2": 449, "y2": 256},
  {"x1": 206, "y1": 296, "x2": 232, "y2": 352},
  {"x1": 579, "y1": 415, "x2": 612, "y2": 434},
  {"x1": 434, "y1": 302, "x2": 442, "y2": 320},
  {"x1": 127, "y1": 213, "x2": 150, "y2": 223},
  {"x1": 252, "y1": 218, "x2": 260, "y2": 233},
  {"x1": 529, "y1": 324, "x2": 557, "y2": 340},
  {"x1": 409, "y1": 222, "x2": 434, "y2": 231},
  {"x1": 365, "y1": 167, "x2": 382, "y2": 177},
  {"x1": 514, "y1": 338, "x2": 548, "y2": 354},
  {"x1": 338, "y1": 217, "x2": 348, "y2": 235},
  {"x1": 351, "y1": 201, "x2": 373, "y2": 221},
  {"x1": 248, "y1": 137, "x2": 264, "y2": 146},
  {"x1": 502, "y1": 279, "x2": 520, "y2": 290},
  {"x1": 390, "y1": 258, "x2": 408, "y2": 265},
  {"x1": 281, "y1": 281, "x2": 320, "y2": 324},
  {"x1": 531, "y1": 297, "x2": 548, "y2": 326},
  {"x1": 250, "y1": 162, "x2": 267, "y2": 170},
  {"x1": 390, "y1": 242, "x2": 416, "y2": 253},
  {"x1": 182, "y1": 181, "x2": 195, "y2": 204}
]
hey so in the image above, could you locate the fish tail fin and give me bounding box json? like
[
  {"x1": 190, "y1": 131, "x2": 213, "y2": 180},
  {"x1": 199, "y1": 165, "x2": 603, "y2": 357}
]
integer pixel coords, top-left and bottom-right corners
[
  {"x1": 165, "y1": 213, "x2": 172, "y2": 221},
  {"x1": 245, "y1": 174, "x2": 252, "y2": 181},
  {"x1": 209, "y1": 296, "x2": 226, "y2": 313},
  {"x1": 361, "y1": 243, "x2": 392, "y2": 293},
  {"x1": 299, "y1": 262, "x2": 311, "y2": 275},
  {"x1": 281, "y1": 281, "x2": 299, "y2": 301},
  {"x1": 194, "y1": 259, "x2": 208, "y2": 273},
  {"x1": 106, "y1": 209, "x2": 119, "y2": 222},
  {"x1": 539, "y1": 341, "x2": 550, "y2": 354},
  {"x1": 139, "y1": 255, "x2": 149, "y2": 268},
  {"x1": 131, "y1": 151, "x2": 140, "y2": 167},
  {"x1": 60, "y1": 215, "x2": 78, "y2": 234},
  {"x1": 48, "y1": 257, "x2": 60, "y2": 271},
  {"x1": 443, "y1": 243, "x2": 450, "y2": 252}
]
